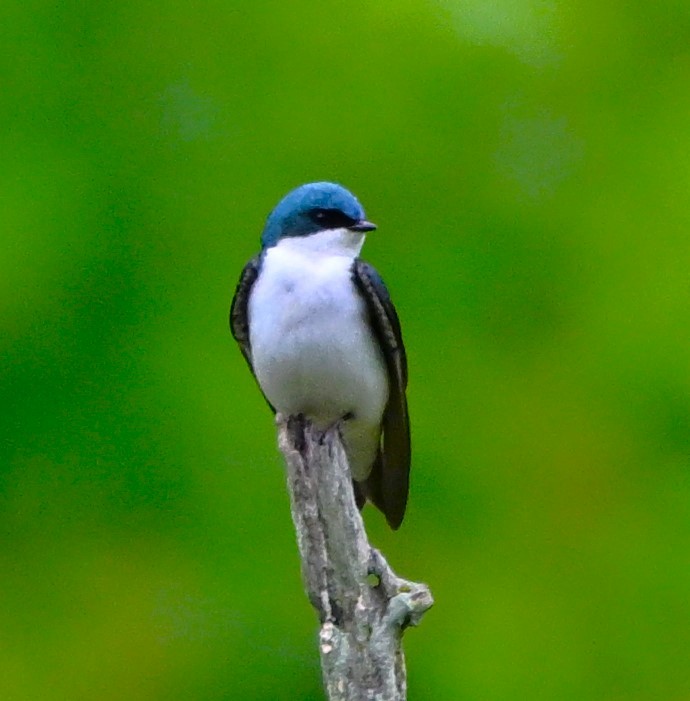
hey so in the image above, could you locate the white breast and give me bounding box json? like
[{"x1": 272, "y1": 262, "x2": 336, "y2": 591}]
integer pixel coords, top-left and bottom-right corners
[{"x1": 247, "y1": 231, "x2": 388, "y2": 477}]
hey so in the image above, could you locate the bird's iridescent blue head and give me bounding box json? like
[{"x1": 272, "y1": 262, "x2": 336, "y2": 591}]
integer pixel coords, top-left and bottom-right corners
[{"x1": 261, "y1": 182, "x2": 376, "y2": 249}]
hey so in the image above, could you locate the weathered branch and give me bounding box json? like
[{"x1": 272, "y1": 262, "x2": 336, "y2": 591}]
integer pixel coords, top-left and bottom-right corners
[{"x1": 277, "y1": 416, "x2": 433, "y2": 701}]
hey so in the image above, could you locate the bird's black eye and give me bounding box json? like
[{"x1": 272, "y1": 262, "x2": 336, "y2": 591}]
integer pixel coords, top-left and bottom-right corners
[{"x1": 310, "y1": 208, "x2": 356, "y2": 229}]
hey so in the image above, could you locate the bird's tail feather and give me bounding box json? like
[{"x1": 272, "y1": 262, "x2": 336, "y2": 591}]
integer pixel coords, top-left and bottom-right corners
[{"x1": 353, "y1": 450, "x2": 404, "y2": 529}]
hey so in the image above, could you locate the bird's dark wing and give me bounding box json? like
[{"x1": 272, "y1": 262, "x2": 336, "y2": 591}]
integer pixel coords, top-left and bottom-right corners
[
  {"x1": 351, "y1": 259, "x2": 410, "y2": 529},
  {"x1": 229, "y1": 254, "x2": 275, "y2": 413}
]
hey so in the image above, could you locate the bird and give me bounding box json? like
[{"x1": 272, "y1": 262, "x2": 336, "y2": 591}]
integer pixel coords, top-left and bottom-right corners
[{"x1": 230, "y1": 182, "x2": 410, "y2": 529}]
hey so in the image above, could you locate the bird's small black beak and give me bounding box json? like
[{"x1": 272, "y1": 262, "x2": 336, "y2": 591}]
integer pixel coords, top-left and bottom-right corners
[{"x1": 349, "y1": 220, "x2": 377, "y2": 233}]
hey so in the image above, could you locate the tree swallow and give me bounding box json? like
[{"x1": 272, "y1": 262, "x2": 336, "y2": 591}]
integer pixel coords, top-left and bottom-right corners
[{"x1": 230, "y1": 182, "x2": 410, "y2": 529}]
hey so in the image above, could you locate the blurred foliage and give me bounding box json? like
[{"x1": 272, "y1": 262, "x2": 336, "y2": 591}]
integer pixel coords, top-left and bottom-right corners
[{"x1": 1, "y1": 0, "x2": 690, "y2": 698}]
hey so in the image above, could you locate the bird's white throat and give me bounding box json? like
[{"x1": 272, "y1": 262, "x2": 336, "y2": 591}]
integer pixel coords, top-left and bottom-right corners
[{"x1": 274, "y1": 227, "x2": 366, "y2": 258}]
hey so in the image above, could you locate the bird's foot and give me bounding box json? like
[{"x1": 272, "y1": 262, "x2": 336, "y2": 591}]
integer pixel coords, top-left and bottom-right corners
[
  {"x1": 284, "y1": 413, "x2": 307, "y2": 453},
  {"x1": 330, "y1": 411, "x2": 354, "y2": 443}
]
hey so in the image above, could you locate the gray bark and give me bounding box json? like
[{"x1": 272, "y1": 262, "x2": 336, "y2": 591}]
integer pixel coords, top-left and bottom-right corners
[{"x1": 277, "y1": 416, "x2": 433, "y2": 701}]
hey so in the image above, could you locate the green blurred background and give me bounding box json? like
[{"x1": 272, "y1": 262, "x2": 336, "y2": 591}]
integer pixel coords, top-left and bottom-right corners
[{"x1": 2, "y1": 0, "x2": 690, "y2": 698}]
